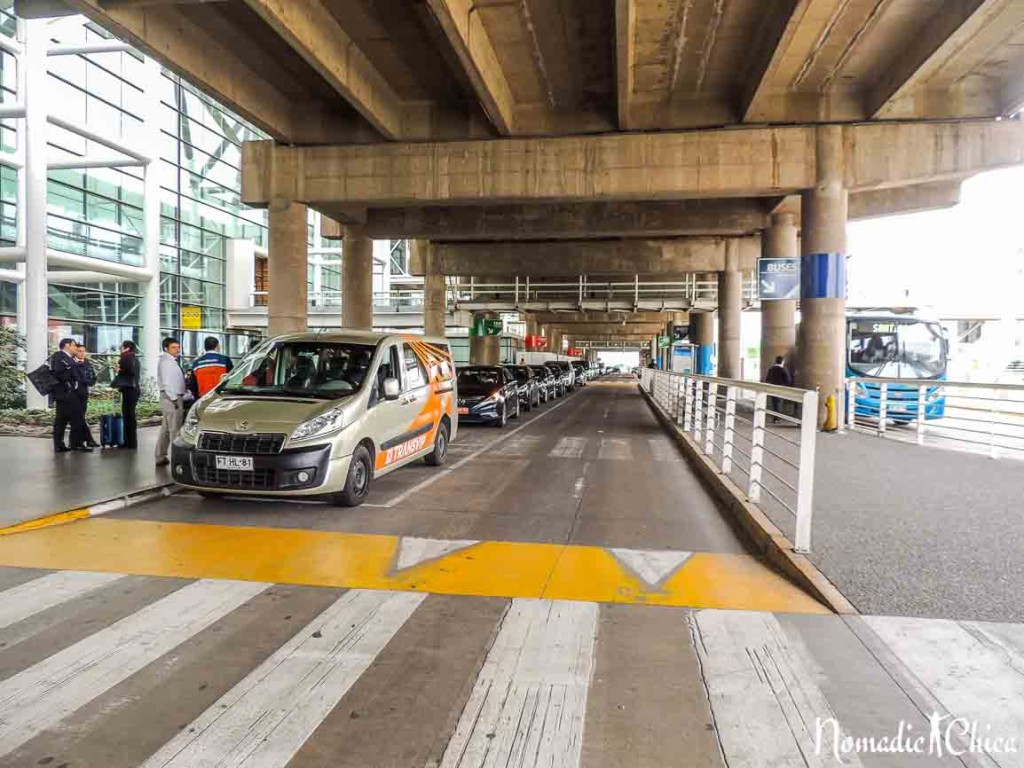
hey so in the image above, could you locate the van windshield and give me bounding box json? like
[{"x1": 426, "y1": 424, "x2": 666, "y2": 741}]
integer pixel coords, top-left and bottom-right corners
[{"x1": 219, "y1": 341, "x2": 377, "y2": 399}]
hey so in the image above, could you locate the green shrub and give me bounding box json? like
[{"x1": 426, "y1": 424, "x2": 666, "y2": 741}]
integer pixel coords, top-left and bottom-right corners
[{"x1": 0, "y1": 326, "x2": 26, "y2": 409}]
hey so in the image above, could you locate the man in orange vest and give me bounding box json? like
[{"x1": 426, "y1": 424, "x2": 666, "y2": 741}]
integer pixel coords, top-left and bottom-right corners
[{"x1": 191, "y1": 336, "x2": 234, "y2": 396}]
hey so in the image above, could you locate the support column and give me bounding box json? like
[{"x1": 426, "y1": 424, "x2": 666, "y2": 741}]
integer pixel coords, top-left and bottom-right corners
[
  {"x1": 469, "y1": 311, "x2": 500, "y2": 365},
  {"x1": 267, "y1": 199, "x2": 308, "y2": 336},
  {"x1": 717, "y1": 240, "x2": 742, "y2": 379},
  {"x1": 342, "y1": 226, "x2": 373, "y2": 330},
  {"x1": 525, "y1": 314, "x2": 538, "y2": 338},
  {"x1": 23, "y1": 20, "x2": 47, "y2": 409},
  {"x1": 550, "y1": 328, "x2": 563, "y2": 356},
  {"x1": 691, "y1": 311, "x2": 715, "y2": 375},
  {"x1": 140, "y1": 58, "x2": 162, "y2": 387},
  {"x1": 416, "y1": 240, "x2": 445, "y2": 337},
  {"x1": 797, "y1": 125, "x2": 848, "y2": 427},
  {"x1": 760, "y1": 212, "x2": 798, "y2": 380}
]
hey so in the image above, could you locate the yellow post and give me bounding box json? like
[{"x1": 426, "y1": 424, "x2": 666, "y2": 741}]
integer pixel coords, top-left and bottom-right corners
[{"x1": 824, "y1": 394, "x2": 838, "y2": 432}]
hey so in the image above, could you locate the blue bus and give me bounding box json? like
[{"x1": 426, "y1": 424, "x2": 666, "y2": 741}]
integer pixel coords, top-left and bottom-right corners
[{"x1": 847, "y1": 313, "x2": 949, "y2": 422}]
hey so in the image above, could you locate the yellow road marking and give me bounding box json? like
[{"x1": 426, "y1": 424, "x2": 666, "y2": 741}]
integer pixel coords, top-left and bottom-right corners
[
  {"x1": 0, "y1": 518, "x2": 829, "y2": 614},
  {"x1": 0, "y1": 508, "x2": 91, "y2": 537}
]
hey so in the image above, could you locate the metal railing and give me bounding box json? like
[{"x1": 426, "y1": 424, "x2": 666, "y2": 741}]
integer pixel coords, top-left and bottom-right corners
[
  {"x1": 846, "y1": 376, "x2": 1024, "y2": 458},
  {"x1": 249, "y1": 289, "x2": 427, "y2": 312},
  {"x1": 641, "y1": 368, "x2": 819, "y2": 552}
]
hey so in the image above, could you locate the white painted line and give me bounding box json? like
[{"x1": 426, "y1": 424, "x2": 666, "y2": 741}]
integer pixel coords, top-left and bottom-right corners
[
  {"x1": 140, "y1": 589, "x2": 424, "y2": 768},
  {"x1": 393, "y1": 536, "x2": 478, "y2": 572},
  {"x1": 494, "y1": 434, "x2": 545, "y2": 457},
  {"x1": 864, "y1": 615, "x2": 1024, "y2": 762},
  {"x1": 440, "y1": 598, "x2": 598, "y2": 768},
  {"x1": 690, "y1": 609, "x2": 862, "y2": 768},
  {"x1": 89, "y1": 483, "x2": 178, "y2": 516},
  {"x1": 597, "y1": 437, "x2": 632, "y2": 461},
  {"x1": 647, "y1": 437, "x2": 677, "y2": 462},
  {"x1": 0, "y1": 571, "x2": 124, "y2": 630},
  {"x1": 549, "y1": 436, "x2": 587, "y2": 459},
  {"x1": 0, "y1": 578, "x2": 268, "y2": 757},
  {"x1": 378, "y1": 395, "x2": 576, "y2": 508},
  {"x1": 609, "y1": 548, "x2": 691, "y2": 588}
]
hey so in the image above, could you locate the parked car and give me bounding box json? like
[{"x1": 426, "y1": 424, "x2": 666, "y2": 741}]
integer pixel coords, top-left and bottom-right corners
[
  {"x1": 528, "y1": 364, "x2": 556, "y2": 402},
  {"x1": 544, "y1": 362, "x2": 569, "y2": 396},
  {"x1": 551, "y1": 360, "x2": 578, "y2": 389},
  {"x1": 570, "y1": 360, "x2": 590, "y2": 386},
  {"x1": 456, "y1": 365, "x2": 520, "y2": 426},
  {"x1": 171, "y1": 331, "x2": 457, "y2": 508},
  {"x1": 505, "y1": 365, "x2": 541, "y2": 411}
]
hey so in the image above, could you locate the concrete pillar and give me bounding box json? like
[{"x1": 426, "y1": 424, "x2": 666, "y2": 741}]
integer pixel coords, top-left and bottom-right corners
[
  {"x1": 717, "y1": 240, "x2": 742, "y2": 379},
  {"x1": 760, "y1": 212, "x2": 798, "y2": 380},
  {"x1": 797, "y1": 125, "x2": 848, "y2": 427},
  {"x1": 141, "y1": 59, "x2": 163, "y2": 387},
  {"x1": 470, "y1": 311, "x2": 501, "y2": 365},
  {"x1": 550, "y1": 328, "x2": 563, "y2": 355},
  {"x1": 525, "y1": 314, "x2": 538, "y2": 338},
  {"x1": 416, "y1": 240, "x2": 445, "y2": 337},
  {"x1": 691, "y1": 311, "x2": 714, "y2": 375},
  {"x1": 267, "y1": 199, "x2": 308, "y2": 336},
  {"x1": 23, "y1": 21, "x2": 47, "y2": 409},
  {"x1": 342, "y1": 226, "x2": 373, "y2": 330}
]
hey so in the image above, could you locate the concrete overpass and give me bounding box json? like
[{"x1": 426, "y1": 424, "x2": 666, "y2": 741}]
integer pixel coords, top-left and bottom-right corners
[{"x1": 56, "y1": 0, "x2": 1024, "y2": 424}]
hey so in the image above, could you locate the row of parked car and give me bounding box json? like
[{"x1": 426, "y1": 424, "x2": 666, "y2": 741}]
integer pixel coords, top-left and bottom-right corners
[{"x1": 456, "y1": 359, "x2": 597, "y2": 426}]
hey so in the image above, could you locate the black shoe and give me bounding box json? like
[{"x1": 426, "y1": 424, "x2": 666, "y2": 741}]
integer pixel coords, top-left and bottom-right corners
[
  {"x1": 55, "y1": 446, "x2": 70, "y2": 454},
  {"x1": 72, "y1": 446, "x2": 94, "y2": 453},
  {"x1": 86, "y1": 442, "x2": 100, "y2": 449},
  {"x1": 155, "y1": 458, "x2": 170, "y2": 467}
]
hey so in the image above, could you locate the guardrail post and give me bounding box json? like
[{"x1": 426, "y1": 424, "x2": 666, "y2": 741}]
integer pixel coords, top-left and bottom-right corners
[
  {"x1": 693, "y1": 381, "x2": 704, "y2": 441},
  {"x1": 916, "y1": 384, "x2": 926, "y2": 445},
  {"x1": 705, "y1": 382, "x2": 718, "y2": 455},
  {"x1": 847, "y1": 379, "x2": 856, "y2": 430},
  {"x1": 683, "y1": 377, "x2": 694, "y2": 432},
  {"x1": 722, "y1": 386, "x2": 736, "y2": 474},
  {"x1": 878, "y1": 383, "x2": 888, "y2": 436},
  {"x1": 794, "y1": 389, "x2": 818, "y2": 553},
  {"x1": 748, "y1": 391, "x2": 766, "y2": 503}
]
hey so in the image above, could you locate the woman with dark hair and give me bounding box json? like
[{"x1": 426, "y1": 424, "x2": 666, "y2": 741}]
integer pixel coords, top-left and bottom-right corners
[{"x1": 114, "y1": 340, "x2": 141, "y2": 449}]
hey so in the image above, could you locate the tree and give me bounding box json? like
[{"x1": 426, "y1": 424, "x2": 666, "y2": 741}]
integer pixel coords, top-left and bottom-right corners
[{"x1": 0, "y1": 325, "x2": 26, "y2": 409}]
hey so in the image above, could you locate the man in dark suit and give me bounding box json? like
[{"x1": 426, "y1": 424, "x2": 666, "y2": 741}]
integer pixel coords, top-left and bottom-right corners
[
  {"x1": 71, "y1": 343, "x2": 98, "y2": 449},
  {"x1": 49, "y1": 338, "x2": 86, "y2": 453}
]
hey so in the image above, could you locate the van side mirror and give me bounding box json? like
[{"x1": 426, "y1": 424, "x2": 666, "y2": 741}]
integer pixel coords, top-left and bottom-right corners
[{"x1": 383, "y1": 377, "x2": 400, "y2": 400}]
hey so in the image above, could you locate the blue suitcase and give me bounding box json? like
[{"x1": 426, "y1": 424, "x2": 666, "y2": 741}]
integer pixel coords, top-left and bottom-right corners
[{"x1": 100, "y1": 414, "x2": 125, "y2": 448}]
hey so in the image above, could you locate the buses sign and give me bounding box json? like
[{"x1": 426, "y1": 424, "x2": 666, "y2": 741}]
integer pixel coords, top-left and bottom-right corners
[{"x1": 758, "y1": 258, "x2": 800, "y2": 300}]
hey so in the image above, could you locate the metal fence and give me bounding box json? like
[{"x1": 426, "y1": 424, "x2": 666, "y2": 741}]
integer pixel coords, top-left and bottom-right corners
[
  {"x1": 641, "y1": 368, "x2": 819, "y2": 552},
  {"x1": 846, "y1": 376, "x2": 1024, "y2": 458}
]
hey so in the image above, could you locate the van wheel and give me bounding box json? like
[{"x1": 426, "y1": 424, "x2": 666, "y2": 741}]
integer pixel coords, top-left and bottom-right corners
[
  {"x1": 424, "y1": 422, "x2": 449, "y2": 466},
  {"x1": 333, "y1": 445, "x2": 372, "y2": 507}
]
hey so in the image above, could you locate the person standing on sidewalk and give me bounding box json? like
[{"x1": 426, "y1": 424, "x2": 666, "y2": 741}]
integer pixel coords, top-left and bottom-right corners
[
  {"x1": 48, "y1": 338, "x2": 81, "y2": 453},
  {"x1": 191, "y1": 336, "x2": 233, "y2": 397},
  {"x1": 71, "y1": 342, "x2": 98, "y2": 449},
  {"x1": 764, "y1": 355, "x2": 793, "y2": 423},
  {"x1": 155, "y1": 337, "x2": 187, "y2": 467},
  {"x1": 114, "y1": 340, "x2": 141, "y2": 449}
]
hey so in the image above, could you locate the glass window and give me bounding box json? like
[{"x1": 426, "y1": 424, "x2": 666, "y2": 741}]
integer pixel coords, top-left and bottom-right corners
[
  {"x1": 220, "y1": 341, "x2": 376, "y2": 399},
  {"x1": 401, "y1": 344, "x2": 427, "y2": 391}
]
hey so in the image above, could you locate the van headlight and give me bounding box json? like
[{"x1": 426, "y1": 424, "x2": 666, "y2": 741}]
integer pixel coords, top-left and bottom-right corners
[
  {"x1": 292, "y1": 406, "x2": 347, "y2": 442},
  {"x1": 180, "y1": 405, "x2": 200, "y2": 444}
]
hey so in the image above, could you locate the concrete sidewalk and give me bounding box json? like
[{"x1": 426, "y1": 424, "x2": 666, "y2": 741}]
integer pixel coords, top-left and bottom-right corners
[{"x1": 0, "y1": 429, "x2": 169, "y2": 527}]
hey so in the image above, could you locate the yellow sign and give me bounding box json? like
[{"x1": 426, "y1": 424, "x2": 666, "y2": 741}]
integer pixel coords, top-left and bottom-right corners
[{"x1": 180, "y1": 305, "x2": 202, "y2": 330}]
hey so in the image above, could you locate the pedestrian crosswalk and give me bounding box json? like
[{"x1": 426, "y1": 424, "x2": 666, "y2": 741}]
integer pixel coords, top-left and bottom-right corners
[
  {"x1": 1, "y1": 568, "x2": 1023, "y2": 767},
  {"x1": 545, "y1": 434, "x2": 678, "y2": 462}
]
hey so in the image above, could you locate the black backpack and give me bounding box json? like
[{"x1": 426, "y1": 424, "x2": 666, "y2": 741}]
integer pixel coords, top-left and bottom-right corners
[{"x1": 26, "y1": 364, "x2": 59, "y2": 397}]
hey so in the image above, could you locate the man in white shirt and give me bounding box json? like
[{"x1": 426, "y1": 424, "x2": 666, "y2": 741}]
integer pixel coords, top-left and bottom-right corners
[{"x1": 156, "y1": 337, "x2": 187, "y2": 466}]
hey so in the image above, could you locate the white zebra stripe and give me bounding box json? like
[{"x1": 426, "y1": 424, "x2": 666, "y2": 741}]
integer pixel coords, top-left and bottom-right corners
[
  {"x1": 597, "y1": 437, "x2": 632, "y2": 461},
  {"x1": 440, "y1": 598, "x2": 598, "y2": 768},
  {"x1": 0, "y1": 578, "x2": 268, "y2": 757},
  {"x1": 549, "y1": 437, "x2": 587, "y2": 459},
  {"x1": 0, "y1": 571, "x2": 124, "y2": 630},
  {"x1": 689, "y1": 609, "x2": 864, "y2": 767},
  {"x1": 140, "y1": 589, "x2": 425, "y2": 768}
]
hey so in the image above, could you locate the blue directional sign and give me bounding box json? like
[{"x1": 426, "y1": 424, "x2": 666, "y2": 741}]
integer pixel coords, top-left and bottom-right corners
[{"x1": 758, "y1": 257, "x2": 800, "y2": 300}]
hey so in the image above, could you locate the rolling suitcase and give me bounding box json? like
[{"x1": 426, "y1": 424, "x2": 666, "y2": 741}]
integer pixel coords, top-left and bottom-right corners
[{"x1": 99, "y1": 414, "x2": 125, "y2": 448}]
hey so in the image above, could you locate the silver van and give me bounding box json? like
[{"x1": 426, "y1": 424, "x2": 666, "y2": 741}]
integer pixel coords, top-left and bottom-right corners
[{"x1": 171, "y1": 331, "x2": 457, "y2": 506}]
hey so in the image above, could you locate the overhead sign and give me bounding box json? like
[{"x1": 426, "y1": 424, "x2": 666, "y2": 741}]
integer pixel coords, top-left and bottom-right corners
[
  {"x1": 671, "y1": 324, "x2": 689, "y2": 343},
  {"x1": 180, "y1": 305, "x2": 202, "y2": 330},
  {"x1": 657, "y1": 335, "x2": 671, "y2": 348},
  {"x1": 469, "y1": 317, "x2": 502, "y2": 337},
  {"x1": 524, "y1": 334, "x2": 547, "y2": 351},
  {"x1": 758, "y1": 258, "x2": 800, "y2": 300},
  {"x1": 566, "y1": 347, "x2": 583, "y2": 357}
]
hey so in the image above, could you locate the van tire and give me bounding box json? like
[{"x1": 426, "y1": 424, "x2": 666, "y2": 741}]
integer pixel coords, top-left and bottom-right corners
[
  {"x1": 424, "y1": 421, "x2": 449, "y2": 466},
  {"x1": 333, "y1": 445, "x2": 372, "y2": 507}
]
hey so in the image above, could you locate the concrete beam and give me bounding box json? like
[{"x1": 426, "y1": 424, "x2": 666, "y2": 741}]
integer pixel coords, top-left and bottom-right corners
[
  {"x1": 548, "y1": 322, "x2": 664, "y2": 335},
  {"x1": 849, "y1": 180, "x2": 962, "y2": 220},
  {"x1": 521, "y1": 0, "x2": 580, "y2": 111},
  {"x1": 533, "y1": 311, "x2": 674, "y2": 325},
  {"x1": 866, "y1": 0, "x2": 1008, "y2": 118},
  {"x1": 68, "y1": 0, "x2": 362, "y2": 144},
  {"x1": 426, "y1": 237, "x2": 760, "y2": 278},
  {"x1": 426, "y1": 0, "x2": 516, "y2": 135},
  {"x1": 241, "y1": 0, "x2": 402, "y2": 139},
  {"x1": 242, "y1": 121, "x2": 1024, "y2": 208},
  {"x1": 342, "y1": 199, "x2": 768, "y2": 242},
  {"x1": 615, "y1": 0, "x2": 635, "y2": 130}
]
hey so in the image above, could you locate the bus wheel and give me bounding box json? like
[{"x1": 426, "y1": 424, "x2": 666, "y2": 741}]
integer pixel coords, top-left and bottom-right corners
[
  {"x1": 333, "y1": 445, "x2": 372, "y2": 507},
  {"x1": 424, "y1": 421, "x2": 449, "y2": 467}
]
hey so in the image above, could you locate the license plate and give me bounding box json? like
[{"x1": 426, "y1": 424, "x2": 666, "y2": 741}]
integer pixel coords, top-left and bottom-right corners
[
  {"x1": 215, "y1": 455, "x2": 253, "y2": 471},
  {"x1": 457, "y1": 407, "x2": 469, "y2": 415}
]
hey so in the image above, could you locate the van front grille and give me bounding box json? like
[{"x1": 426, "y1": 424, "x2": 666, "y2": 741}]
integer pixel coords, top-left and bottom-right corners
[
  {"x1": 192, "y1": 462, "x2": 276, "y2": 490},
  {"x1": 198, "y1": 432, "x2": 285, "y2": 455}
]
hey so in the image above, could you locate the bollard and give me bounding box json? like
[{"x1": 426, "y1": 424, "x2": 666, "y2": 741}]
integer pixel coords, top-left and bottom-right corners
[{"x1": 824, "y1": 394, "x2": 838, "y2": 432}]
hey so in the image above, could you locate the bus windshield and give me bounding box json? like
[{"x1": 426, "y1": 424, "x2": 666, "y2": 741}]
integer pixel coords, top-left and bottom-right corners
[
  {"x1": 219, "y1": 341, "x2": 377, "y2": 399},
  {"x1": 848, "y1": 319, "x2": 946, "y2": 379}
]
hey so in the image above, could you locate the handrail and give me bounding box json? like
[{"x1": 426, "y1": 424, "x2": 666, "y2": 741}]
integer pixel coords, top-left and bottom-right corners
[{"x1": 641, "y1": 368, "x2": 818, "y2": 552}]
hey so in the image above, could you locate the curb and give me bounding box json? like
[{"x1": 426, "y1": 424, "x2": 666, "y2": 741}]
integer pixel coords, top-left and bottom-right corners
[
  {"x1": 0, "y1": 482, "x2": 179, "y2": 537},
  {"x1": 639, "y1": 384, "x2": 857, "y2": 616}
]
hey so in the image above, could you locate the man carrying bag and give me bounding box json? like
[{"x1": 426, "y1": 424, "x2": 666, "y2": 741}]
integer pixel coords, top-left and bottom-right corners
[{"x1": 47, "y1": 338, "x2": 87, "y2": 453}]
